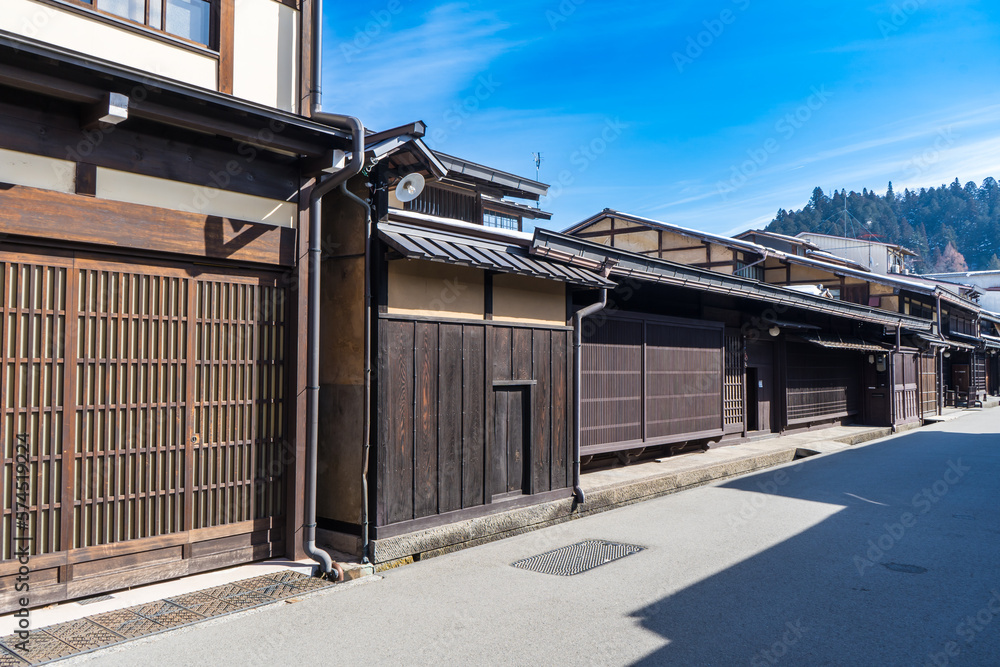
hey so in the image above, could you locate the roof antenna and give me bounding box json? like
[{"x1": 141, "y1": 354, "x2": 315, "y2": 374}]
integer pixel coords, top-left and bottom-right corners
[{"x1": 531, "y1": 152, "x2": 543, "y2": 209}]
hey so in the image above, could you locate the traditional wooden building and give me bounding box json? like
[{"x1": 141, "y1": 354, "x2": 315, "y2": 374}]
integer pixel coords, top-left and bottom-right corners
[
  {"x1": 314, "y1": 150, "x2": 612, "y2": 564},
  {"x1": 0, "y1": 2, "x2": 361, "y2": 611},
  {"x1": 558, "y1": 212, "x2": 944, "y2": 452}
]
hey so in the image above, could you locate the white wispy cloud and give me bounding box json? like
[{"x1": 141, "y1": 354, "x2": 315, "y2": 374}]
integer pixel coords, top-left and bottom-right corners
[{"x1": 322, "y1": 4, "x2": 524, "y2": 127}]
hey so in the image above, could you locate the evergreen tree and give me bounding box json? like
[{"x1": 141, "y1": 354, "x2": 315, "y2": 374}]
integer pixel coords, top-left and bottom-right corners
[{"x1": 764, "y1": 177, "x2": 1000, "y2": 272}]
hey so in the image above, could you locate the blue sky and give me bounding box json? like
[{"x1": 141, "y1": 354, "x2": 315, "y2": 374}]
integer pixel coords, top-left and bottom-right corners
[{"x1": 323, "y1": 1, "x2": 1000, "y2": 235}]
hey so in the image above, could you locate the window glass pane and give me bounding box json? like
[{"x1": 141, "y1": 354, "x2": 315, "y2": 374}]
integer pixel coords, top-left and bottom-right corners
[
  {"x1": 149, "y1": 0, "x2": 163, "y2": 29},
  {"x1": 165, "y1": 0, "x2": 211, "y2": 46},
  {"x1": 483, "y1": 211, "x2": 519, "y2": 231},
  {"x1": 97, "y1": 0, "x2": 145, "y2": 23}
]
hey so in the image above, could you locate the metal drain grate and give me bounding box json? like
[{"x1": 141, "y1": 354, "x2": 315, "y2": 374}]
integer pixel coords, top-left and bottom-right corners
[
  {"x1": 512, "y1": 540, "x2": 644, "y2": 576},
  {"x1": 0, "y1": 570, "x2": 335, "y2": 665}
]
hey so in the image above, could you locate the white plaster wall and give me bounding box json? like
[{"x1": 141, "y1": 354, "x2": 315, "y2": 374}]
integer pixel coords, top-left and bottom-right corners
[
  {"x1": 0, "y1": 148, "x2": 76, "y2": 193},
  {"x1": 233, "y1": 0, "x2": 299, "y2": 112},
  {"x1": 96, "y1": 168, "x2": 297, "y2": 227},
  {"x1": 1, "y1": 0, "x2": 217, "y2": 89}
]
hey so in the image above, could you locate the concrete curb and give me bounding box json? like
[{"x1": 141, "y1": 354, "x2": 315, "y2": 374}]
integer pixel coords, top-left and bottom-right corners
[
  {"x1": 368, "y1": 405, "x2": 997, "y2": 570},
  {"x1": 371, "y1": 447, "x2": 799, "y2": 567}
]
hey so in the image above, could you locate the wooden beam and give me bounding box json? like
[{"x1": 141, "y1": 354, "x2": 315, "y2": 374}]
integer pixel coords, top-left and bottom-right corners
[
  {"x1": 75, "y1": 162, "x2": 97, "y2": 197},
  {"x1": 0, "y1": 184, "x2": 295, "y2": 265},
  {"x1": 218, "y1": 0, "x2": 236, "y2": 95},
  {"x1": 129, "y1": 101, "x2": 324, "y2": 156},
  {"x1": 0, "y1": 97, "x2": 299, "y2": 201}
]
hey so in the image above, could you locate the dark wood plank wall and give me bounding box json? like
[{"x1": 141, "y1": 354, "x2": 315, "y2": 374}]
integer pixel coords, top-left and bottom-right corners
[
  {"x1": 581, "y1": 313, "x2": 724, "y2": 455},
  {"x1": 376, "y1": 317, "x2": 572, "y2": 529},
  {"x1": 785, "y1": 344, "x2": 861, "y2": 424},
  {"x1": 404, "y1": 185, "x2": 478, "y2": 224}
]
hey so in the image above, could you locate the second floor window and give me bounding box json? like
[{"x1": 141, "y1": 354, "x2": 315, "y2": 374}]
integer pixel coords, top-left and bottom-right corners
[
  {"x1": 83, "y1": 0, "x2": 214, "y2": 47},
  {"x1": 483, "y1": 210, "x2": 520, "y2": 231}
]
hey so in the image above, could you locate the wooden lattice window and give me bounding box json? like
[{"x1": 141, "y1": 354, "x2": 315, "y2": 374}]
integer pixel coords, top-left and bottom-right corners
[
  {"x1": 724, "y1": 332, "x2": 744, "y2": 431},
  {"x1": 1, "y1": 259, "x2": 68, "y2": 558}
]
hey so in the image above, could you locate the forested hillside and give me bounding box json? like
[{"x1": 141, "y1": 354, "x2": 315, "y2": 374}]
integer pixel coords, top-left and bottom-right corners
[{"x1": 764, "y1": 179, "x2": 1000, "y2": 273}]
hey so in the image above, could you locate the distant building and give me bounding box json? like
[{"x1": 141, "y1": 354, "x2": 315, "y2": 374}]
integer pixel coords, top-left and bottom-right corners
[
  {"x1": 795, "y1": 232, "x2": 917, "y2": 275},
  {"x1": 922, "y1": 271, "x2": 1000, "y2": 312}
]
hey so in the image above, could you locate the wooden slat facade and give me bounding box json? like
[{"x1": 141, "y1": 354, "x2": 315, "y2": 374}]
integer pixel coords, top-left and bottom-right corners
[
  {"x1": 581, "y1": 313, "x2": 724, "y2": 455},
  {"x1": 375, "y1": 317, "x2": 572, "y2": 533},
  {"x1": 785, "y1": 344, "x2": 860, "y2": 425},
  {"x1": 0, "y1": 245, "x2": 288, "y2": 612},
  {"x1": 919, "y1": 351, "x2": 939, "y2": 418},
  {"x1": 892, "y1": 352, "x2": 920, "y2": 425},
  {"x1": 972, "y1": 351, "x2": 988, "y2": 401},
  {"x1": 723, "y1": 331, "x2": 745, "y2": 434}
]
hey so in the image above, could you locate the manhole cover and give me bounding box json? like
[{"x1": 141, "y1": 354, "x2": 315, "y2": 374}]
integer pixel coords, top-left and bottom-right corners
[
  {"x1": 512, "y1": 540, "x2": 644, "y2": 576},
  {"x1": 882, "y1": 562, "x2": 927, "y2": 574}
]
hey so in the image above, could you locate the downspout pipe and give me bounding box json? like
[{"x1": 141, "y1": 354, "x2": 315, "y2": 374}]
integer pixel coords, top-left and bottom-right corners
[
  {"x1": 334, "y1": 180, "x2": 373, "y2": 565},
  {"x1": 304, "y1": 112, "x2": 364, "y2": 579},
  {"x1": 937, "y1": 293, "x2": 944, "y2": 415},
  {"x1": 306, "y1": 0, "x2": 379, "y2": 577},
  {"x1": 572, "y1": 289, "x2": 607, "y2": 504},
  {"x1": 889, "y1": 325, "x2": 900, "y2": 433}
]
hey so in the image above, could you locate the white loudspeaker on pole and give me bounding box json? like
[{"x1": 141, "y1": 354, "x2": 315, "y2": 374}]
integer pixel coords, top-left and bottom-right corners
[{"x1": 394, "y1": 173, "x2": 426, "y2": 203}]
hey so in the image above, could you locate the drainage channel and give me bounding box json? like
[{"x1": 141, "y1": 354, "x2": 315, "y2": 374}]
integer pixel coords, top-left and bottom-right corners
[{"x1": 0, "y1": 571, "x2": 334, "y2": 665}]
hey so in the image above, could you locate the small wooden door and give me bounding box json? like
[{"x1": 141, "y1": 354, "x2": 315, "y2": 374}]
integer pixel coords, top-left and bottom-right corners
[
  {"x1": 492, "y1": 386, "x2": 530, "y2": 499},
  {"x1": 746, "y1": 340, "x2": 774, "y2": 434},
  {"x1": 952, "y1": 364, "x2": 970, "y2": 393},
  {"x1": 863, "y1": 356, "x2": 891, "y2": 426}
]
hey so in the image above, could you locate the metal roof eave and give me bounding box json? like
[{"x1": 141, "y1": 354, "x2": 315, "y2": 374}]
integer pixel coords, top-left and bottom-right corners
[
  {"x1": 431, "y1": 152, "x2": 548, "y2": 200},
  {"x1": 531, "y1": 228, "x2": 934, "y2": 332},
  {"x1": 379, "y1": 221, "x2": 613, "y2": 289}
]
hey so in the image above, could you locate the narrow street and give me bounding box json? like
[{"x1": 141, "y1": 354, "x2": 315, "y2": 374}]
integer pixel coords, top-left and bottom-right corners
[{"x1": 72, "y1": 410, "x2": 1000, "y2": 666}]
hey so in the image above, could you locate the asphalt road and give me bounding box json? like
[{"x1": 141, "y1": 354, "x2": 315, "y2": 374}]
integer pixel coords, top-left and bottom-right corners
[{"x1": 72, "y1": 410, "x2": 1000, "y2": 666}]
